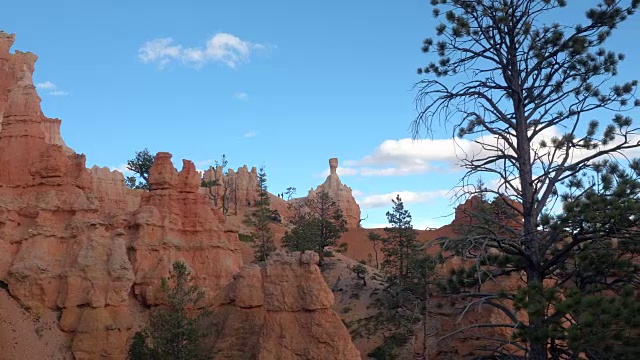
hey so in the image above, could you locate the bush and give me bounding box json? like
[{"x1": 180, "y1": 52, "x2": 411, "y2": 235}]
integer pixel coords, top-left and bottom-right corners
[
  {"x1": 129, "y1": 261, "x2": 214, "y2": 360},
  {"x1": 269, "y1": 209, "x2": 282, "y2": 223},
  {"x1": 336, "y1": 242, "x2": 349, "y2": 253},
  {"x1": 238, "y1": 233, "x2": 254, "y2": 243},
  {"x1": 368, "y1": 345, "x2": 395, "y2": 360},
  {"x1": 367, "y1": 331, "x2": 411, "y2": 360}
]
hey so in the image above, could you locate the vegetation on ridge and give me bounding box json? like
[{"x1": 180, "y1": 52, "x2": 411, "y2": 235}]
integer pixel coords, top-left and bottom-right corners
[
  {"x1": 125, "y1": 148, "x2": 153, "y2": 190},
  {"x1": 282, "y1": 190, "x2": 348, "y2": 265},
  {"x1": 128, "y1": 261, "x2": 215, "y2": 360}
]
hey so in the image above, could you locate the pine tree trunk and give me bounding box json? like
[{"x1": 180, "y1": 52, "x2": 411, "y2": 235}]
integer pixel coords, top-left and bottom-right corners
[
  {"x1": 423, "y1": 280, "x2": 429, "y2": 360},
  {"x1": 513, "y1": 73, "x2": 547, "y2": 360},
  {"x1": 373, "y1": 243, "x2": 379, "y2": 269},
  {"x1": 527, "y1": 268, "x2": 546, "y2": 360}
]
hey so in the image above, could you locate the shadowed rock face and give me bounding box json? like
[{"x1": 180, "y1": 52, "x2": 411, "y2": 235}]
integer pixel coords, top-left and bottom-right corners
[{"x1": 0, "y1": 31, "x2": 360, "y2": 360}]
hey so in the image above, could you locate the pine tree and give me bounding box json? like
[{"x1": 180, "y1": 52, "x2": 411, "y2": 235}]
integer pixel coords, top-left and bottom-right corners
[
  {"x1": 367, "y1": 232, "x2": 382, "y2": 269},
  {"x1": 412, "y1": 1, "x2": 640, "y2": 358},
  {"x1": 128, "y1": 332, "x2": 152, "y2": 360},
  {"x1": 282, "y1": 190, "x2": 347, "y2": 265},
  {"x1": 129, "y1": 261, "x2": 214, "y2": 360},
  {"x1": 350, "y1": 261, "x2": 369, "y2": 287},
  {"x1": 307, "y1": 190, "x2": 347, "y2": 264},
  {"x1": 359, "y1": 195, "x2": 441, "y2": 360},
  {"x1": 381, "y1": 195, "x2": 420, "y2": 285},
  {"x1": 125, "y1": 148, "x2": 154, "y2": 190},
  {"x1": 245, "y1": 166, "x2": 276, "y2": 262},
  {"x1": 546, "y1": 160, "x2": 640, "y2": 358},
  {"x1": 284, "y1": 186, "x2": 297, "y2": 200},
  {"x1": 281, "y1": 216, "x2": 319, "y2": 253},
  {"x1": 441, "y1": 162, "x2": 640, "y2": 359}
]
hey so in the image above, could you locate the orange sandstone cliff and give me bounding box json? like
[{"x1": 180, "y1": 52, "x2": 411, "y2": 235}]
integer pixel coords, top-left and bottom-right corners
[{"x1": 0, "y1": 31, "x2": 360, "y2": 360}]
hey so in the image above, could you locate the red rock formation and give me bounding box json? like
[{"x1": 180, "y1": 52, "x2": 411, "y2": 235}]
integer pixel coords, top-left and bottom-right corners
[
  {"x1": 201, "y1": 164, "x2": 260, "y2": 210},
  {"x1": 199, "y1": 158, "x2": 362, "y2": 231},
  {"x1": 220, "y1": 251, "x2": 361, "y2": 359},
  {"x1": 307, "y1": 158, "x2": 361, "y2": 227},
  {"x1": 0, "y1": 31, "x2": 360, "y2": 360},
  {"x1": 452, "y1": 195, "x2": 523, "y2": 230},
  {"x1": 89, "y1": 165, "x2": 141, "y2": 214},
  {"x1": 0, "y1": 32, "x2": 72, "y2": 176},
  {"x1": 131, "y1": 153, "x2": 241, "y2": 305}
]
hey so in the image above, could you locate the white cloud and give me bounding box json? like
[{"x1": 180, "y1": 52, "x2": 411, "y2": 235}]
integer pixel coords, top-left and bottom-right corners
[
  {"x1": 243, "y1": 131, "x2": 257, "y2": 139},
  {"x1": 139, "y1": 33, "x2": 271, "y2": 69},
  {"x1": 337, "y1": 137, "x2": 477, "y2": 177},
  {"x1": 49, "y1": 90, "x2": 68, "y2": 96},
  {"x1": 36, "y1": 81, "x2": 57, "y2": 90},
  {"x1": 361, "y1": 218, "x2": 450, "y2": 230},
  {"x1": 339, "y1": 123, "x2": 640, "y2": 178},
  {"x1": 233, "y1": 92, "x2": 249, "y2": 100},
  {"x1": 358, "y1": 190, "x2": 450, "y2": 209}
]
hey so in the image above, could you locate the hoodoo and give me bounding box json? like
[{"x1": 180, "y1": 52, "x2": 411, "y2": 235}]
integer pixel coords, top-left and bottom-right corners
[{"x1": 307, "y1": 158, "x2": 361, "y2": 227}]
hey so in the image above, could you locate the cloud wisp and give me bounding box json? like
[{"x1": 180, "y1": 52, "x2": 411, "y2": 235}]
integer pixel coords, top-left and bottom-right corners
[
  {"x1": 49, "y1": 90, "x2": 69, "y2": 96},
  {"x1": 357, "y1": 190, "x2": 450, "y2": 209},
  {"x1": 36, "y1": 81, "x2": 69, "y2": 96},
  {"x1": 139, "y1": 33, "x2": 271, "y2": 69},
  {"x1": 36, "y1": 81, "x2": 57, "y2": 90},
  {"x1": 243, "y1": 131, "x2": 257, "y2": 139},
  {"x1": 233, "y1": 92, "x2": 249, "y2": 100}
]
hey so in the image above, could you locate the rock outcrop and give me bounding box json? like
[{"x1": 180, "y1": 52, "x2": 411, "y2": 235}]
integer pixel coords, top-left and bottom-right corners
[
  {"x1": 307, "y1": 158, "x2": 361, "y2": 227},
  {"x1": 201, "y1": 164, "x2": 260, "y2": 209},
  {"x1": 220, "y1": 251, "x2": 361, "y2": 359},
  {"x1": 199, "y1": 157, "x2": 363, "y2": 230},
  {"x1": 0, "y1": 31, "x2": 359, "y2": 360}
]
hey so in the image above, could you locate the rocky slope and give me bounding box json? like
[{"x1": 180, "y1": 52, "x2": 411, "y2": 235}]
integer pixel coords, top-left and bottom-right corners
[{"x1": 0, "y1": 31, "x2": 360, "y2": 360}]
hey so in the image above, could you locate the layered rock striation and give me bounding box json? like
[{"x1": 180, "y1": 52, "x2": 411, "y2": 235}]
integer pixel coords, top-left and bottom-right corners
[{"x1": 0, "y1": 31, "x2": 359, "y2": 360}]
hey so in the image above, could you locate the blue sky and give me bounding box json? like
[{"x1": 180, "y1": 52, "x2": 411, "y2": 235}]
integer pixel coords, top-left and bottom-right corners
[{"x1": 2, "y1": 1, "x2": 639, "y2": 229}]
